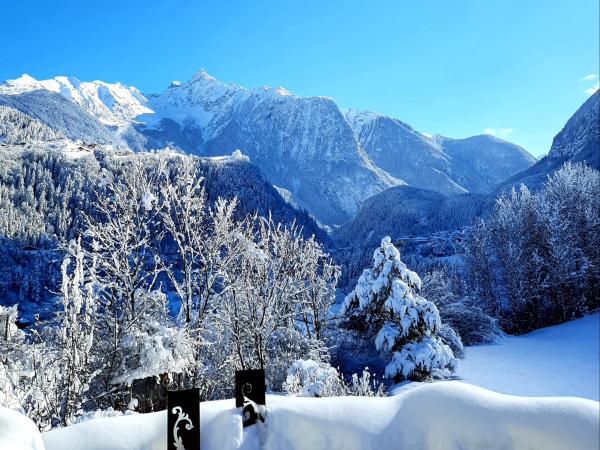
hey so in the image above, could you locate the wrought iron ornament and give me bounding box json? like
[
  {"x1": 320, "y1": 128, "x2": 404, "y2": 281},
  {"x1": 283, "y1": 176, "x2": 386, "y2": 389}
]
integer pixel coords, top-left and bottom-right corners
[
  {"x1": 235, "y1": 369, "x2": 266, "y2": 427},
  {"x1": 167, "y1": 388, "x2": 200, "y2": 450}
]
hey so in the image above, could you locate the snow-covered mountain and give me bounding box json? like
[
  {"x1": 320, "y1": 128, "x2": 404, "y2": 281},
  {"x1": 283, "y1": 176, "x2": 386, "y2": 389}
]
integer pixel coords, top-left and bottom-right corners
[
  {"x1": 0, "y1": 70, "x2": 537, "y2": 225},
  {"x1": 547, "y1": 90, "x2": 599, "y2": 165},
  {"x1": 138, "y1": 71, "x2": 405, "y2": 225},
  {"x1": 344, "y1": 109, "x2": 536, "y2": 195},
  {"x1": 499, "y1": 90, "x2": 599, "y2": 191},
  {"x1": 0, "y1": 74, "x2": 151, "y2": 127},
  {"x1": 334, "y1": 91, "x2": 600, "y2": 291},
  {"x1": 0, "y1": 72, "x2": 401, "y2": 225}
]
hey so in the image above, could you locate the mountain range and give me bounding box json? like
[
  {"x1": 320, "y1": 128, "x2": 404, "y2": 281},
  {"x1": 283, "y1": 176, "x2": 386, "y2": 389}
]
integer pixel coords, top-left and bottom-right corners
[
  {"x1": 333, "y1": 90, "x2": 599, "y2": 289},
  {"x1": 0, "y1": 70, "x2": 536, "y2": 226}
]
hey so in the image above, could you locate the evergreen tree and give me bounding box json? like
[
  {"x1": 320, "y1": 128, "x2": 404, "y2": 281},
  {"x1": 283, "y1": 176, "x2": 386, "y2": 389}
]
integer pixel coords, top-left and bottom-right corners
[{"x1": 342, "y1": 237, "x2": 457, "y2": 381}]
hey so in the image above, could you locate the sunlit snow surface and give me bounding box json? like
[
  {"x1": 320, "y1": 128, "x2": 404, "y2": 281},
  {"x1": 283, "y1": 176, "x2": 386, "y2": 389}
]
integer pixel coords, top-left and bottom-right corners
[
  {"x1": 457, "y1": 313, "x2": 599, "y2": 401},
  {"x1": 4, "y1": 314, "x2": 598, "y2": 450},
  {"x1": 0, "y1": 408, "x2": 44, "y2": 450},
  {"x1": 41, "y1": 382, "x2": 599, "y2": 450}
]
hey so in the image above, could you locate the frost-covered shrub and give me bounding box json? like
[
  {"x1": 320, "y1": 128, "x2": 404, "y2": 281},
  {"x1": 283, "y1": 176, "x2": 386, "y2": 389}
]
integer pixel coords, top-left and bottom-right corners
[
  {"x1": 437, "y1": 323, "x2": 464, "y2": 358},
  {"x1": 346, "y1": 369, "x2": 387, "y2": 397},
  {"x1": 283, "y1": 360, "x2": 386, "y2": 398},
  {"x1": 283, "y1": 360, "x2": 345, "y2": 397},
  {"x1": 342, "y1": 237, "x2": 458, "y2": 381}
]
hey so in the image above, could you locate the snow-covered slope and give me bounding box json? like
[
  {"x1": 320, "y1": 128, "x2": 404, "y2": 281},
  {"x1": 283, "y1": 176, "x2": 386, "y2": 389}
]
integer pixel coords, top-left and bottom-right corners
[
  {"x1": 39, "y1": 382, "x2": 599, "y2": 450},
  {"x1": 458, "y1": 313, "x2": 600, "y2": 400},
  {"x1": 439, "y1": 134, "x2": 537, "y2": 192},
  {"x1": 0, "y1": 106, "x2": 62, "y2": 144},
  {"x1": 548, "y1": 90, "x2": 600, "y2": 164},
  {"x1": 344, "y1": 109, "x2": 466, "y2": 195},
  {"x1": 0, "y1": 90, "x2": 119, "y2": 145},
  {"x1": 0, "y1": 74, "x2": 151, "y2": 127},
  {"x1": 0, "y1": 407, "x2": 44, "y2": 450},
  {"x1": 344, "y1": 108, "x2": 536, "y2": 195},
  {"x1": 499, "y1": 90, "x2": 599, "y2": 191}
]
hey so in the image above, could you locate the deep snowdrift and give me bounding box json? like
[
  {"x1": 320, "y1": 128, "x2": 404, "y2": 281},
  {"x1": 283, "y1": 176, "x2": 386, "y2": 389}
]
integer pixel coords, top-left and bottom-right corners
[
  {"x1": 0, "y1": 407, "x2": 44, "y2": 450},
  {"x1": 41, "y1": 382, "x2": 599, "y2": 450}
]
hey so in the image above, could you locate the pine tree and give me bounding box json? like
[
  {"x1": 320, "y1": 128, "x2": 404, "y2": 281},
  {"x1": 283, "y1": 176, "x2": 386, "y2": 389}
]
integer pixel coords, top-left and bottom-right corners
[{"x1": 342, "y1": 237, "x2": 457, "y2": 381}]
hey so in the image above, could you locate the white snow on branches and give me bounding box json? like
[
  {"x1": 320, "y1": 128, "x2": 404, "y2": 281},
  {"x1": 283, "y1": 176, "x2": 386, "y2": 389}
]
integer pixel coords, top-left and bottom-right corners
[{"x1": 343, "y1": 236, "x2": 457, "y2": 380}]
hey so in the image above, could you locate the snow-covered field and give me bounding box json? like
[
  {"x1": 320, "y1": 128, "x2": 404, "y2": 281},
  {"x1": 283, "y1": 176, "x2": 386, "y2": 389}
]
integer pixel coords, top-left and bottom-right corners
[
  {"x1": 39, "y1": 382, "x2": 599, "y2": 450},
  {"x1": 458, "y1": 313, "x2": 599, "y2": 400},
  {"x1": 1, "y1": 315, "x2": 598, "y2": 450}
]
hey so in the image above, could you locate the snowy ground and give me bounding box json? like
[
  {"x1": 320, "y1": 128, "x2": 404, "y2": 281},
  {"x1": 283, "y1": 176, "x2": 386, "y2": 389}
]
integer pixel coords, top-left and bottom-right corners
[
  {"x1": 40, "y1": 382, "x2": 600, "y2": 450},
  {"x1": 2, "y1": 315, "x2": 599, "y2": 450},
  {"x1": 457, "y1": 313, "x2": 599, "y2": 400}
]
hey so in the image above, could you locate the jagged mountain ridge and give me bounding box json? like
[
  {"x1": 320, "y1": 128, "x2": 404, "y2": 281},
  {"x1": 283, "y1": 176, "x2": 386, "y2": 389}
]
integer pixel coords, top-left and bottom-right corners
[
  {"x1": 344, "y1": 108, "x2": 536, "y2": 195},
  {"x1": 139, "y1": 71, "x2": 401, "y2": 225},
  {"x1": 0, "y1": 74, "x2": 151, "y2": 127},
  {"x1": 499, "y1": 90, "x2": 599, "y2": 191},
  {"x1": 0, "y1": 70, "x2": 536, "y2": 225}
]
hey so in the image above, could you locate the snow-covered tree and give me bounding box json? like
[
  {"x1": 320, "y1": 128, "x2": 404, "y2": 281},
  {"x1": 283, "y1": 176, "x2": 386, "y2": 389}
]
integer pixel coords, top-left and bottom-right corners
[
  {"x1": 0, "y1": 304, "x2": 63, "y2": 430},
  {"x1": 82, "y1": 159, "x2": 167, "y2": 406},
  {"x1": 0, "y1": 106, "x2": 62, "y2": 144},
  {"x1": 160, "y1": 161, "x2": 249, "y2": 391},
  {"x1": 295, "y1": 237, "x2": 340, "y2": 342},
  {"x1": 219, "y1": 216, "x2": 338, "y2": 389},
  {"x1": 57, "y1": 238, "x2": 98, "y2": 425},
  {"x1": 342, "y1": 237, "x2": 457, "y2": 381},
  {"x1": 463, "y1": 163, "x2": 600, "y2": 333},
  {"x1": 0, "y1": 305, "x2": 24, "y2": 410},
  {"x1": 421, "y1": 270, "x2": 502, "y2": 346},
  {"x1": 160, "y1": 157, "x2": 209, "y2": 325}
]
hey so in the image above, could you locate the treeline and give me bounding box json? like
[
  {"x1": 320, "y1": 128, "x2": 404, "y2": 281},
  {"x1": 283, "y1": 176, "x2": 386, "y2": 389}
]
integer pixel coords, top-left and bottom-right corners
[
  {"x1": 463, "y1": 163, "x2": 600, "y2": 333},
  {"x1": 0, "y1": 106, "x2": 62, "y2": 144}
]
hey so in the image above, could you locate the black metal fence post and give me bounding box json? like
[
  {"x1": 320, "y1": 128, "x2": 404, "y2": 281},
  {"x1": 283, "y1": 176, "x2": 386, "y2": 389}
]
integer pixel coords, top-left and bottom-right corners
[
  {"x1": 167, "y1": 388, "x2": 200, "y2": 450},
  {"x1": 235, "y1": 369, "x2": 266, "y2": 427}
]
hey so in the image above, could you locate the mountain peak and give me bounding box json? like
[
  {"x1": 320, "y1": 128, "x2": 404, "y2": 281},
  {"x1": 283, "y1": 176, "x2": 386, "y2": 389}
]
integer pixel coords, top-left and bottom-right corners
[
  {"x1": 15, "y1": 73, "x2": 38, "y2": 84},
  {"x1": 191, "y1": 69, "x2": 217, "y2": 82},
  {"x1": 275, "y1": 86, "x2": 292, "y2": 96},
  {"x1": 0, "y1": 74, "x2": 42, "y2": 93}
]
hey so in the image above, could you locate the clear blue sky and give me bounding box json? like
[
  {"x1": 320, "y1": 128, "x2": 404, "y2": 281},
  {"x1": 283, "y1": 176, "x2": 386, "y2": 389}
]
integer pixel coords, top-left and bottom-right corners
[{"x1": 0, "y1": 0, "x2": 598, "y2": 157}]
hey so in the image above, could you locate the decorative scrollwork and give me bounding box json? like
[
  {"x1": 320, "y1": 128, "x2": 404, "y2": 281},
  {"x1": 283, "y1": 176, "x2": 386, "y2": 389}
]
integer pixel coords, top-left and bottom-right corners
[{"x1": 171, "y1": 406, "x2": 195, "y2": 450}]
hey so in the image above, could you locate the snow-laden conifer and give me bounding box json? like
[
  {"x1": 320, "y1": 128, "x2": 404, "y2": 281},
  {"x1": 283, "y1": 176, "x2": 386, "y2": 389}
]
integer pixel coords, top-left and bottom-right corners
[{"x1": 342, "y1": 237, "x2": 457, "y2": 381}]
